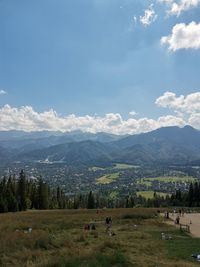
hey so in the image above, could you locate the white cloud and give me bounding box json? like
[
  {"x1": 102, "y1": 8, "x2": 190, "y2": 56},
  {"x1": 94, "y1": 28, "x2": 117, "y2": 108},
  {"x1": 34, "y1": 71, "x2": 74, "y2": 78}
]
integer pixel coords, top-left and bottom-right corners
[
  {"x1": 133, "y1": 15, "x2": 137, "y2": 26},
  {"x1": 155, "y1": 91, "x2": 200, "y2": 130},
  {"x1": 155, "y1": 91, "x2": 185, "y2": 109},
  {"x1": 159, "y1": 0, "x2": 200, "y2": 16},
  {"x1": 157, "y1": 115, "x2": 185, "y2": 126},
  {"x1": 188, "y1": 112, "x2": 200, "y2": 128},
  {"x1": 156, "y1": 91, "x2": 200, "y2": 113},
  {"x1": 159, "y1": 0, "x2": 174, "y2": 3},
  {"x1": 129, "y1": 111, "x2": 138, "y2": 116},
  {"x1": 161, "y1": 22, "x2": 200, "y2": 51},
  {"x1": 127, "y1": 16, "x2": 137, "y2": 32},
  {"x1": 0, "y1": 90, "x2": 7, "y2": 95},
  {"x1": 140, "y1": 4, "x2": 157, "y2": 26}
]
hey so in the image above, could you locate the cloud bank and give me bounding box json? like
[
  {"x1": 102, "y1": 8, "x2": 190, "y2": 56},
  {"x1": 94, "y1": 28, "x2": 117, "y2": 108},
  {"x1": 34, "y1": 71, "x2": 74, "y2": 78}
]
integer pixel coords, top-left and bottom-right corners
[
  {"x1": 161, "y1": 22, "x2": 200, "y2": 51},
  {"x1": 0, "y1": 103, "x2": 185, "y2": 135},
  {"x1": 1, "y1": 91, "x2": 200, "y2": 134}
]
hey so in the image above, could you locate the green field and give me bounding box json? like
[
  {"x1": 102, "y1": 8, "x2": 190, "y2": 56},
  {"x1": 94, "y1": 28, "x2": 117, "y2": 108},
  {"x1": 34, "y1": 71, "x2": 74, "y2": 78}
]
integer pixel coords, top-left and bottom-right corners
[
  {"x1": 113, "y1": 163, "x2": 139, "y2": 169},
  {"x1": 0, "y1": 209, "x2": 199, "y2": 267},
  {"x1": 96, "y1": 172, "x2": 120, "y2": 184},
  {"x1": 137, "y1": 176, "x2": 196, "y2": 187},
  {"x1": 89, "y1": 163, "x2": 139, "y2": 172},
  {"x1": 137, "y1": 191, "x2": 170, "y2": 199}
]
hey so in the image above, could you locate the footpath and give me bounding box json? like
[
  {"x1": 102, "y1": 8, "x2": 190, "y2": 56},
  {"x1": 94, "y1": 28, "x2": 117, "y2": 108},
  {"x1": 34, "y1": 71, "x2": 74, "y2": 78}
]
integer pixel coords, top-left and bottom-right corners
[{"x1": 168, "y1": 213, "x2": 200, "y2": 237}]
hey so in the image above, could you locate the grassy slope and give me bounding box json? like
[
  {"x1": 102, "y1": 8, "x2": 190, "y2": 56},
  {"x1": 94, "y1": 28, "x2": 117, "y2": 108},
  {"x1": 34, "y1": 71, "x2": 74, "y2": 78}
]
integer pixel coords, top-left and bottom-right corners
[{"x1": 0, "y1": 209, "x2": 200, "y2": 267}]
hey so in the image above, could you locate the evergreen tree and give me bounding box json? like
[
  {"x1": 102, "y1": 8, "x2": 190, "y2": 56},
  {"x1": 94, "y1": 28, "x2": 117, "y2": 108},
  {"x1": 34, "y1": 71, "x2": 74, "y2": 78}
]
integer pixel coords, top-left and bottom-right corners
[
  {"x1": 193, "y1": 182, "x2": 199, "y2": 206},
  {"x1": 38, "y1": 177, "x2": 49, "y2": 209},
  {"x1": 188, "y1": 183, "x2": 194, "y2": 207},
  {"x1": 18, "y1": 170, "x2": 27, "y2": 211},
  {"x1": 87, "y1": 191, "x2": 95, "y2": 209},
  {"x1": 6, "y1": 177, "x2": 18, "y2": 212}
]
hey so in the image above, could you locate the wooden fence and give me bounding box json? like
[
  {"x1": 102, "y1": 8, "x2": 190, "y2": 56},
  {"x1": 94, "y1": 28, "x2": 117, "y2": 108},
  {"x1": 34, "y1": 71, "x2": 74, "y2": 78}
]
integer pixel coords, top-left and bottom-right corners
[{"x1": 179, "y1": 224, "x2": 190, "y2": 233}]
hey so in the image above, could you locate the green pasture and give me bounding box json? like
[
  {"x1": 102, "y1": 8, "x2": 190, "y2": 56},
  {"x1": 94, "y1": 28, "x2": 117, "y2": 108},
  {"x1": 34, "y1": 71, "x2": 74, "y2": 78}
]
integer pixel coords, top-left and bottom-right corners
[
  {"x1": 137, "y1": 176, "x2": 196, "y2": 187},
  {"x1": 113, "y1": 163, "x2": 139, "y2": 169},
  {"x1": 96, "y1": 172, "x2": 120, "y2": 184}
]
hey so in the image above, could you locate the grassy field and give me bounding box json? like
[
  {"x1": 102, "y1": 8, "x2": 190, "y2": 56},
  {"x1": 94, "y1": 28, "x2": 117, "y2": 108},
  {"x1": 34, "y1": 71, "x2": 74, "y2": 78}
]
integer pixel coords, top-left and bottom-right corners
[
  {"x1": 1, "y1": 209, "x2": 200, "y2": 267},
  {"x1": 113, "y1": 163, "x2": 139, "y2": 169},
  {"x1": 89, "y1": 163, "x2": 138, "y2": 172},
  {"x1": 136, "y1": 191, "x2": 170, "y2": 199},
  {"x1": 137, "y1": 176, "x2": 196, "y2": 186},
  {"x1": 96, "y1": 173, "x2": 120, "y2": 184}
]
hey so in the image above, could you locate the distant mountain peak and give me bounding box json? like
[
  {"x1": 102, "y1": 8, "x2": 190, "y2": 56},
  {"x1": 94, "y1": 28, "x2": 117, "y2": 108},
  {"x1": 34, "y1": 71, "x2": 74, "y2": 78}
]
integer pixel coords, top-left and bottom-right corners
[{"x1": 183, "y1": 125, "x2": 196, "y2": 130}]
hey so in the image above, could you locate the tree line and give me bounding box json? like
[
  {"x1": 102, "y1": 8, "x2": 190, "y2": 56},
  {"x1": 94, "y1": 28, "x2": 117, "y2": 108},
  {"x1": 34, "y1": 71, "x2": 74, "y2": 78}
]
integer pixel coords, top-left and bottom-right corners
[
  {"x1": 0, "y1": 170, "x2": 65, "y2": 212},
  {"x1": 1, "y1": 170, "x2": 200, "y2": 213}
]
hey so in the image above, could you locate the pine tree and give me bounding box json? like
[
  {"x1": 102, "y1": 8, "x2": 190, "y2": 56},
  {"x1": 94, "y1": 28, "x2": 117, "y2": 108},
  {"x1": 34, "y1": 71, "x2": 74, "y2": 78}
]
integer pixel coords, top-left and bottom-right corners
[
  {"x1": 38, "y1": 177, "x2": 49, "y2": 209},
  {"x1": 193, "y1": 182, "x2": 199, "y2": 206},
  {"x1": 6, "y1": 176, "x2": 18, "y2": 212},
  {"x1": 188, "y1": 183, "x2": 194, "y2": 207},
  {"x1": 18, "y1": 170, "x2": 27, "y2": 211},
  {"x1": 87, "y1": 191, "x2": 95, "y2": 209}
]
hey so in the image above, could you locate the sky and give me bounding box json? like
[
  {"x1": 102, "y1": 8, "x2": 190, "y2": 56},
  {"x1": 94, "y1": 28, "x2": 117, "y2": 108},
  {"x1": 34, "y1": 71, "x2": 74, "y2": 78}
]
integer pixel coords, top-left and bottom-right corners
[{"x1": 1, "y1": 0, "x2": 200, "y2": 134}]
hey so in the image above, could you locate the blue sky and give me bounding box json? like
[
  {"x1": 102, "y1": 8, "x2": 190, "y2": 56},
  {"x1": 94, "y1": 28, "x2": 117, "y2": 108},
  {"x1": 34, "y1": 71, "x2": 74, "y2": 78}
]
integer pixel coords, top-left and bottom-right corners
[{"x1": 1, "y1": 0, "x2": 200, "y2": 134}]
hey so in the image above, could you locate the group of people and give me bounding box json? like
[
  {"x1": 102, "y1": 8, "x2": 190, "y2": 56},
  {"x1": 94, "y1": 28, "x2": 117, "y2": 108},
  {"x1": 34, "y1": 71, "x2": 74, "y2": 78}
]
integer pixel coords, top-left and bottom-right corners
[
  {"x1": 163, "y1": 209, "x2": 186, "y2": 224},
  {"x1": 172, "y1": 209, "x2": 185, "y2": 217},
  {"x1": 105, "y1": 216, "x2": 115, "y2": 236},
  {"x1": 84, "y1": 223, "x2": 96, "y2": 231},
  {"x1": 172, "y1": 209, "x2": 185, "y2": 224},
  {"x1": 83, "y1": 216, "x2": 115, "y2": 237},
  {"x1": 83, "y1": 222, "x2": 97, "y2": 238}
]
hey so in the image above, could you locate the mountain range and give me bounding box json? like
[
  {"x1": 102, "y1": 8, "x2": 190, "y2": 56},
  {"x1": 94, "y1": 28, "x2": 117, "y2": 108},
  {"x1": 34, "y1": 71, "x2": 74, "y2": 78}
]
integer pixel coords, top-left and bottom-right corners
[{"x1": 1, "y1": 125, "x2": 200, "y2": 166}]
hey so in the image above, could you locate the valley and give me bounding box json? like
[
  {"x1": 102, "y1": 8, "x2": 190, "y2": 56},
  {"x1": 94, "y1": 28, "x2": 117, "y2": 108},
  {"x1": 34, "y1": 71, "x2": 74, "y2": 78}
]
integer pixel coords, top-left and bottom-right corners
[{"x1": 0, "y1": 161, "x2": 198, "y2": 198}]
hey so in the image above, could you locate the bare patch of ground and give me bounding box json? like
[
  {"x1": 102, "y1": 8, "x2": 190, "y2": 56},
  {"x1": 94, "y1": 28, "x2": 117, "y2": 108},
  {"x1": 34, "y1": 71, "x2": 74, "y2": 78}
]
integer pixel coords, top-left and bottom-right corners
[{"x1": 168, "y1": 213, "x2": 200, "y2": 238}]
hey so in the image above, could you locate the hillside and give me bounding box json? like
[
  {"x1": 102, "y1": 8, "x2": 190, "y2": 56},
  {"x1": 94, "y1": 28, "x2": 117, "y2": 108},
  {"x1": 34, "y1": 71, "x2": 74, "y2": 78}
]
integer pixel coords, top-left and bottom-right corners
[
  {"x1": 20, "y1": 140, "x2": 116, "y2": 165},
  {"x1": 0, "y1": 208, "x2": 199, "y2": 267},
  {"x1": 1, "y1": 126, "x2": 200, "y2": 166},
  {"x1": 114, "y1": 125, "x2": 200, "y2": 149}
]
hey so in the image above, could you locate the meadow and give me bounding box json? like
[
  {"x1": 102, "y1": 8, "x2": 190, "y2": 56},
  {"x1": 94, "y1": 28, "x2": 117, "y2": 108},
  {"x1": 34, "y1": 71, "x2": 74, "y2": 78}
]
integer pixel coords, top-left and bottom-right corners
[
  {"x1": 96, "y1": 173, "x2": 120, "y2": 184},
  {"x1": 113, "y1": 164, "x2": 138, "y2": 170},
  {"x1": 95, "y1": 163, "x2": 137, "y2": 184},
  {"x1": 0, "y1": 208, "x2": 200, "y2": 267},
  {"x1": 137, "y1": 176, "x2": 196, "y2": 187},
  {"x1": 90, "y1": 163, "x2": 137, "y2": 172}
]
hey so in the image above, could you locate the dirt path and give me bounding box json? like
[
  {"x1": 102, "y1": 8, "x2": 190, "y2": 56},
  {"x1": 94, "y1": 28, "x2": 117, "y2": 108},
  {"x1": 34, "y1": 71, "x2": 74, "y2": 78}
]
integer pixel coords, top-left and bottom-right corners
[{"x1": 168, "y1": 213, "x2": 200, "y2": 237}]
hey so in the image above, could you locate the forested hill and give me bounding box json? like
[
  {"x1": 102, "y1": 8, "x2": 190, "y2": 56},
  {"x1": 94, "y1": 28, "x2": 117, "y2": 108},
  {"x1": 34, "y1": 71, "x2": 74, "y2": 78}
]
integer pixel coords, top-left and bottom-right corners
[{"x1": 1, "y1": 125, "x2": 200, "y2": 166}]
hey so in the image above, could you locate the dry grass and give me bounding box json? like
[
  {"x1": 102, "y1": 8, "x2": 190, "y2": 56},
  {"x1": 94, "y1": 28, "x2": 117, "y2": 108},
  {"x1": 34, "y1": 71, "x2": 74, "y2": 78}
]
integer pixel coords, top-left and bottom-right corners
[{"x1": 0, "y1": 208, "x2": 199, "y2": 267}]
